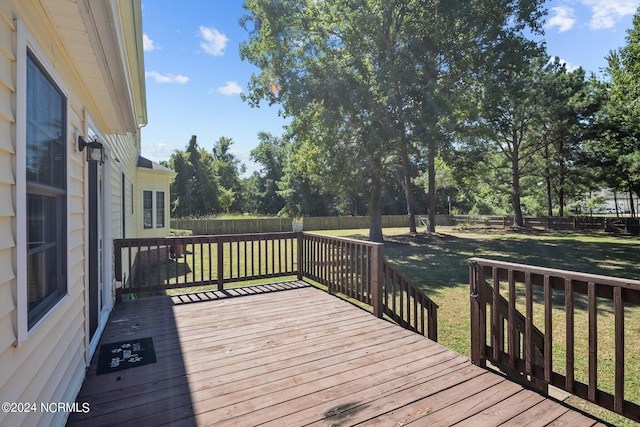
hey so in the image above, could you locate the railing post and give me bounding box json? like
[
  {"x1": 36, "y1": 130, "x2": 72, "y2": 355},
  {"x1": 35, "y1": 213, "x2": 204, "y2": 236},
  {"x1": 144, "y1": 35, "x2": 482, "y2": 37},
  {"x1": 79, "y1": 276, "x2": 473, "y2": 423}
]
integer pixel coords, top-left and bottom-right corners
[
  {"x1": 371, "y1": 243, "x2": 384, "y2": 319},
  {"x1": 469, "y1": 259, "x2": 486, "y2": 367},
  {"x1": 114, "y1": 239, "x2": 122, "y2": 281},
  {"x1": 217, "y1": 239, "x2": 224, "y2": 291},
  {"x1": 297, "y1": 232, "x2": 303, "y2": 281},
  {"x1": 428, "y1": 302, "x2": 438, "y2": 342}
]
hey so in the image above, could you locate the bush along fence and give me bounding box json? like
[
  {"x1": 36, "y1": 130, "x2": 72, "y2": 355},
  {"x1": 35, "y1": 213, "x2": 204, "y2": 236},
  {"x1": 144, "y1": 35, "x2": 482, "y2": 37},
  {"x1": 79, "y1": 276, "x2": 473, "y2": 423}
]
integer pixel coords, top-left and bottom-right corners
[{"x1": 171, "y1": 215, "x2": 640, "y2": 235}]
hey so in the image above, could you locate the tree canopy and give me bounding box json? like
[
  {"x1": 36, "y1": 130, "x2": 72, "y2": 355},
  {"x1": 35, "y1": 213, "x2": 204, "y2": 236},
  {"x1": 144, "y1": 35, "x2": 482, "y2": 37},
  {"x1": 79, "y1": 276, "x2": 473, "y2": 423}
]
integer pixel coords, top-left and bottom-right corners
[{"x1": 161, "y1": 5, "x2": 640, "y2": 233}]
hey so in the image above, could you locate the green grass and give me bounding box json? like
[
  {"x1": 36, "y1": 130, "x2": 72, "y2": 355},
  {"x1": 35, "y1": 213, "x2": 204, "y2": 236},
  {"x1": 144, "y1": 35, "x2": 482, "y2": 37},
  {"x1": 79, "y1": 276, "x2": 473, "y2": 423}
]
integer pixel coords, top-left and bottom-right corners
[{"x1": 318, "y1": 226, "x2": 640, "y2": 426}]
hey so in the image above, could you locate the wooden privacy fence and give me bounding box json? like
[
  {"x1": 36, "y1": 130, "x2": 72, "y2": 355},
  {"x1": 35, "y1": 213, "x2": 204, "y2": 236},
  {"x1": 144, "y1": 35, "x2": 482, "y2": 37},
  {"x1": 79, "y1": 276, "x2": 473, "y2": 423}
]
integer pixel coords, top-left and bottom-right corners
[
  {"x1": 172, "y1": 215, "x2": 640, "y2": 235},
  {"x1": 171, "y1": 215, "x2": 421, "y2": 234},
  {"x1": 469, "y1": 257, "x2": 640, "y2": 423},
  {"x1": 113, "y1": 232, "x2": 438, "y2": 341}
]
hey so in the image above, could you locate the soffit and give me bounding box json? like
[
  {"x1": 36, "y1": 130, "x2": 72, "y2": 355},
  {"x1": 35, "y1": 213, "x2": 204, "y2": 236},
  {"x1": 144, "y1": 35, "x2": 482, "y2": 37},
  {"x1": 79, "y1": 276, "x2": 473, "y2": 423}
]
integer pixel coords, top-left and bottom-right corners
[{"x1": 40, "y1": 0, "x2": 145, "y2": 133}]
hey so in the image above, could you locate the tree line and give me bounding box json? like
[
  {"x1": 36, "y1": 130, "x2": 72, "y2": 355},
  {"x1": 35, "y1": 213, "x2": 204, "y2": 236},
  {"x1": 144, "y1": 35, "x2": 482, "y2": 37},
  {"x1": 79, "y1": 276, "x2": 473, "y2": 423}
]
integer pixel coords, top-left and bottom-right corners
[{"x1": 163, "y1": 1, "x2": 640, "y2": 242}]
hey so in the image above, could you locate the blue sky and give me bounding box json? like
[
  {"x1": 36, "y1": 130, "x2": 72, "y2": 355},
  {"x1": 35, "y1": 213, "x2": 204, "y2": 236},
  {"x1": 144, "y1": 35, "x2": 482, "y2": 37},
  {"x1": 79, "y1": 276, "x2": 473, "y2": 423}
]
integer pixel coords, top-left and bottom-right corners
[{"x1": 140, "y1": 0, "x2": 640, "y2": 173}]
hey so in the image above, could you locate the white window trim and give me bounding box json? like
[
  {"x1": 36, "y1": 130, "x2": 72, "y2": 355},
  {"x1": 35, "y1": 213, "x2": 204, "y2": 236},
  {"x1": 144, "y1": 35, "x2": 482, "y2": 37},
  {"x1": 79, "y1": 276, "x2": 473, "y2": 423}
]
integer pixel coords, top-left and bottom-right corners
[
  {"x1": 15, "y1": 19, "x2": 71, "y2": 346},
  {"x1": 141, "y1": 189, "x2": 166, "y2": 229}
]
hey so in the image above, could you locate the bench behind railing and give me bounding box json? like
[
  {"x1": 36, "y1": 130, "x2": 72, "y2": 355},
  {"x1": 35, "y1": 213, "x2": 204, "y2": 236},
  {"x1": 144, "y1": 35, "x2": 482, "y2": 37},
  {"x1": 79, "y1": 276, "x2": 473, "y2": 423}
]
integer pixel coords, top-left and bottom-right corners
[{"x1": 469, "y1": 257, "x2": 640, "y2": 423}]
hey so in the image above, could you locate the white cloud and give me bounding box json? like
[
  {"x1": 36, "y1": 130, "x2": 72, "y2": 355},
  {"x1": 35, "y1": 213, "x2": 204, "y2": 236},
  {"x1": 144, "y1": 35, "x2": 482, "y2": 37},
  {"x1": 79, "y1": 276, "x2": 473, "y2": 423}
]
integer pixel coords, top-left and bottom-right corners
[
  {"x1": 143, "y1": 34, "x2": 157, "y2": 51},
  {"x1": 551, "y1": 57, "x2": 581, "y2": 72},
  {"x1": 581, "y1": 0, "x2": 640, "y2": 30},
  {"x1": 141, "y1": 141, "x2": 180, "y2": 161},
  {"x1": 199, "y1": 26, "x2": 229, "y2": 56},
  {"x1": 216, "y1": 81, "x2": 243, "y2": 96},
  {"x1": 547, "y1": 6, "x2": 576, "y2": 32},
  {"x1": 145, "y1": 71, "x2": 189, "y2": 84}
]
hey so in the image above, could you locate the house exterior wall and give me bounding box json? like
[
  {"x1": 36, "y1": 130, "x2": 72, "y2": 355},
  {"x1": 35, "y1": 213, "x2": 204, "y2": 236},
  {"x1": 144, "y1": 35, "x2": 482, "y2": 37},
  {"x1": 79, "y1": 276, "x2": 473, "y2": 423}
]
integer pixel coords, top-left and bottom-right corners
[
  {"x1": 0, "y1": 1, "x2": 146, "y2": 426},
  {"x1": 136, "y1": 168, "x2": 174, "y2": 238}
]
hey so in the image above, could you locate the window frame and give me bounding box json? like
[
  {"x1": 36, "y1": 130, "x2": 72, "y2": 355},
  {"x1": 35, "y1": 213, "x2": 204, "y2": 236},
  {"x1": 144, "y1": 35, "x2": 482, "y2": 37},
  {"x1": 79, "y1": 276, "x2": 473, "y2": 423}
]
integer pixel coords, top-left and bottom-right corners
[
  {"x1": 141, "y1": 189, "x2": 166, "y2": 229},
  {"x1": 16, "y1": 19, "x2": 71, "y2": 345}
]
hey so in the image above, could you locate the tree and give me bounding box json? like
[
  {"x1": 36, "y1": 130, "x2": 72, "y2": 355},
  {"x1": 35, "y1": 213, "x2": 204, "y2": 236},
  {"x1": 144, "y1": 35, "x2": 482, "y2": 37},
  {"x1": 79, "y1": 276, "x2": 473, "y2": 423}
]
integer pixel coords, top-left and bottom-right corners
[
  {"x1": 211, "y1": 137, "x2": 246, "y2": 212},
  {"x1": 241, "y1": 0, "x2": 546, "y2": 240},
  {"x1": 593, "y1": 9, "x2": 640, "y2": 216},
  {"x1": 278, "y1": 142, "x2": 333, "y2": 217},
  {"x1": 537, "y1": 60, "x2": 602, "y2": 216},
  {"x1": 471, "y1": 54, "x2": 552, "y2": 227},
  {"x1": 250, "y1": 132, "x2": 287, "y2": 215},
  {"x1": 241, "y1": 1, "x2": 402, "y2": 241},
  {"x1": 165, "y1": 135, "x2": 220, "y2": 217}
]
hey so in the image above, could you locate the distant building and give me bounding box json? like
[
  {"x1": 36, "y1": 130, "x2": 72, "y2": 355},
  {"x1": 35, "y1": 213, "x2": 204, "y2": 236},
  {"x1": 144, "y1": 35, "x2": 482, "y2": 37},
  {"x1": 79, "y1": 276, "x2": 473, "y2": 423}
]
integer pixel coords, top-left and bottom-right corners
[{"x1": 580, "y1": 188, "x2": 636, "y2": 214}]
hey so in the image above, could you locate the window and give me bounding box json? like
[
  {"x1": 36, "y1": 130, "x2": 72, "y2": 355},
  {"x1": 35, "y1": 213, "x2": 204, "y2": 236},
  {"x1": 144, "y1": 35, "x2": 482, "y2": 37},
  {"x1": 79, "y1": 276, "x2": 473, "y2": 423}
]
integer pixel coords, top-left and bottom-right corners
[
  {"x1": 156, "y1": 191, "x2": 165, "y2": 228},
  {"x1": 25, "y1": 50, "x2": 67, "y2": 329},
  {"x1": 143, "y1": 190, "x2": 165, "y2": 229},
  {"x1": 143, "y1": 190, "x2": 153, "y2": 229}
]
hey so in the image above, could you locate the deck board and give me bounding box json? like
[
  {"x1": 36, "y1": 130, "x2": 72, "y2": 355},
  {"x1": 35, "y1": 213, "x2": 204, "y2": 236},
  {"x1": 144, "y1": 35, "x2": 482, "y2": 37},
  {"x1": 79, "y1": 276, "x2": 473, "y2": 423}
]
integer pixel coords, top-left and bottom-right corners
[{"x1": 68, "y1": 281, "x2": 605, "y2": 426}]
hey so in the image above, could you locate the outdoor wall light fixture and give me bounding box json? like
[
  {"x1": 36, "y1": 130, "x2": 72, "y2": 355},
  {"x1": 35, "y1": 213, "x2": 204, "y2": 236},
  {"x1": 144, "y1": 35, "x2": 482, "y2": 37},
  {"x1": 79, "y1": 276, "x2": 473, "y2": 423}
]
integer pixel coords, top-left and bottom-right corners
[{"x1": 78, "y1": 135, "x2": 105, "y2": 164}]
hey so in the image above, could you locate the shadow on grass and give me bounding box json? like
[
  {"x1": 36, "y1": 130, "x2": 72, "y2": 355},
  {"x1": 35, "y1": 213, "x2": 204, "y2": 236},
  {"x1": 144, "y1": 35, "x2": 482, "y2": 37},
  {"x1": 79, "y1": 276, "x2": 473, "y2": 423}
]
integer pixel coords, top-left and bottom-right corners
[
  {"x1": 134, "y1": 259, "x2": 193, "y2": 288},
  {"x1": 376, "y1": 230, "x2": 640, "y2": 297}
]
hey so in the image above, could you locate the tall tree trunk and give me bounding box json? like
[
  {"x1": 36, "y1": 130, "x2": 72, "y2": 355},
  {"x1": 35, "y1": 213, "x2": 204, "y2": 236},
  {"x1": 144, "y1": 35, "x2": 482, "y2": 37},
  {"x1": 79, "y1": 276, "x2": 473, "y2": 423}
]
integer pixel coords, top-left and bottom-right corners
[
  {"x1": 557, "y1": 141, "x2": 566, "y2": 217},
  {"x1": 369, "y1": 158, "x2": 384, "y2": 243},
  {"x1": 512, "y1": 154, "x2": 524, "y2": 227},
  {"x1": 629, "y1": 187, "x2": 636, "y2": 218},
  {"x1": 544, "y1": 145, "x2": 553, "y2": 217},
  {"x1": 558, "y1": 175, "x2": 565, "y2": 217},
  {"x1": 614, "y1": 191, "x2": 619, "y2": 217},
  {"x1": 427, "y1": 137, "x2": 437, "y2": 233},
  {"x1": 401, "y1": 142, "x2": 417, "y2": 233}
]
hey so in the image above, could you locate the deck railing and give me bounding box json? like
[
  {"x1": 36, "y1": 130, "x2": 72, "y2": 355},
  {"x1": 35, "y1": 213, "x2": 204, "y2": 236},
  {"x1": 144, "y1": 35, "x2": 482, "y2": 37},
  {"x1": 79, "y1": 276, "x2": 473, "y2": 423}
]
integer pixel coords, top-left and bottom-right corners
[
  {"x1": 113, "y1": 232, "x2": 438, "y2": 341},
  {"x1": 382, "y1": 261, "x2": 438, "y2": 340},
  {"x1": 469, "y1": 257, "x2": 640, "y2": 423}
]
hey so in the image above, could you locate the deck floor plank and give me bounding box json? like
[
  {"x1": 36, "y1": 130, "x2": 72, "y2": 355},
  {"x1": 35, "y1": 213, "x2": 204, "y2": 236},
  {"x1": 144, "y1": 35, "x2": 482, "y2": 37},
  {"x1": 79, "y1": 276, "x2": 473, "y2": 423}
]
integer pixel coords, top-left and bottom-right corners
[{"x1": 67, "y1": 281, "x2": 605, "y2": 427}]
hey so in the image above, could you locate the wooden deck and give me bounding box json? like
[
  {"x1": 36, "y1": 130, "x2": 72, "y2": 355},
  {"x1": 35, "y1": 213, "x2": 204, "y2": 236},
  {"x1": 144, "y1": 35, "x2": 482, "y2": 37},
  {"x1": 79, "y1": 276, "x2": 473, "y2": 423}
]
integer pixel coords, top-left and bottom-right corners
[{"x1": 67, "y1": 281, "x2": 604, "y2": 426}]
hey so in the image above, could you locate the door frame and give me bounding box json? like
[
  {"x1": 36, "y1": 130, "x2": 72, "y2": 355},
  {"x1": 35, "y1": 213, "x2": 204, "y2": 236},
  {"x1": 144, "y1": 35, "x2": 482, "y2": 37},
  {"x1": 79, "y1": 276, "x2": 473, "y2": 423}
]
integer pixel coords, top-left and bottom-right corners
[{"x1": 84, "y1": 125, "x2": 114, "y2": 363}]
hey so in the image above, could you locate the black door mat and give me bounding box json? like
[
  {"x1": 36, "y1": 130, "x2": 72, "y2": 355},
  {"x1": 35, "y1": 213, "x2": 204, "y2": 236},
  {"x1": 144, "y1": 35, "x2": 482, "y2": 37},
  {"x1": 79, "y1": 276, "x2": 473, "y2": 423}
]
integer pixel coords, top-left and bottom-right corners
[{"x1": 96, "y1": 337, "x2": 156, "y2": 375}]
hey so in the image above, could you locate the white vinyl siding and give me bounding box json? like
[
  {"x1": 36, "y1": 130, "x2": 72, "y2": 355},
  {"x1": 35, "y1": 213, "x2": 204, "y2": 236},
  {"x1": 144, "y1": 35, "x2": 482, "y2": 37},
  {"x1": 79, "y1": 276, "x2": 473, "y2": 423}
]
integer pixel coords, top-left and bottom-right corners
[{"x1": 0, "y1": 14, "x2": 89, "y2": 427}]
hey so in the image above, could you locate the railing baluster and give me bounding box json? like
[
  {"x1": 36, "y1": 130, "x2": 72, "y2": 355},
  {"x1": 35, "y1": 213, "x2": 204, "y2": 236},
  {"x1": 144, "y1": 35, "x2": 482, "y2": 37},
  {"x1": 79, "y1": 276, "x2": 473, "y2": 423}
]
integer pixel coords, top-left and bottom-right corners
[
  {"x1": 236, "y1": 238, "x2": 240, "y2": 279},
  {"x1": 614, "y1": 286, "x2": 624, "y2": 413},
  {"x1": 478, "y1": 265, "x2": 487, "y2": 363},
  {"x1": 175, "y1": 240, "x2": 180, "y2": 286},
  {"x1": 259, "y1": 236, "x2": 263, "y2": 276},
  {"x1": 492, "y1": 267, "x2": 500, "y2": 362},
  {"x1": 271, "y1": 238, "x2": 275, "y2": 275},
  {"x1": 508, "y1": 269, "x2": 517, "y2": 368},
  {"x1": 525, "y1": 271, "x2": 533, "y2": 377},
  {"x1": 199, "y1": 239, "x2": 204, "y2": 284},
  {"x1": 588, "y1": 282, "x2": 597, "y2": 402},
  {"x1": 565, "y1": 278, "x2": 574, "y2": 392},
  {"x1": 155, "y1": 241, "x2": 161, "y2": 288},
  {"x1": 217, "y1": 239, "x2": 223, "y2": 291},
  {"x1": 544, "y1": 274, "x2": 552, "y2": 383}
]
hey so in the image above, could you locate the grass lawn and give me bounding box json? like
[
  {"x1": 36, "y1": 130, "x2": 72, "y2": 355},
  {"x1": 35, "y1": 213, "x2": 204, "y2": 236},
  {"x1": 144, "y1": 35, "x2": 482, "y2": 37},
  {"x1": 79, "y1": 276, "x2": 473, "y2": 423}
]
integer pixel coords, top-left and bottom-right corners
[{"x1": 317, "y1": 226, "x2": 640, "y2": 426}]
